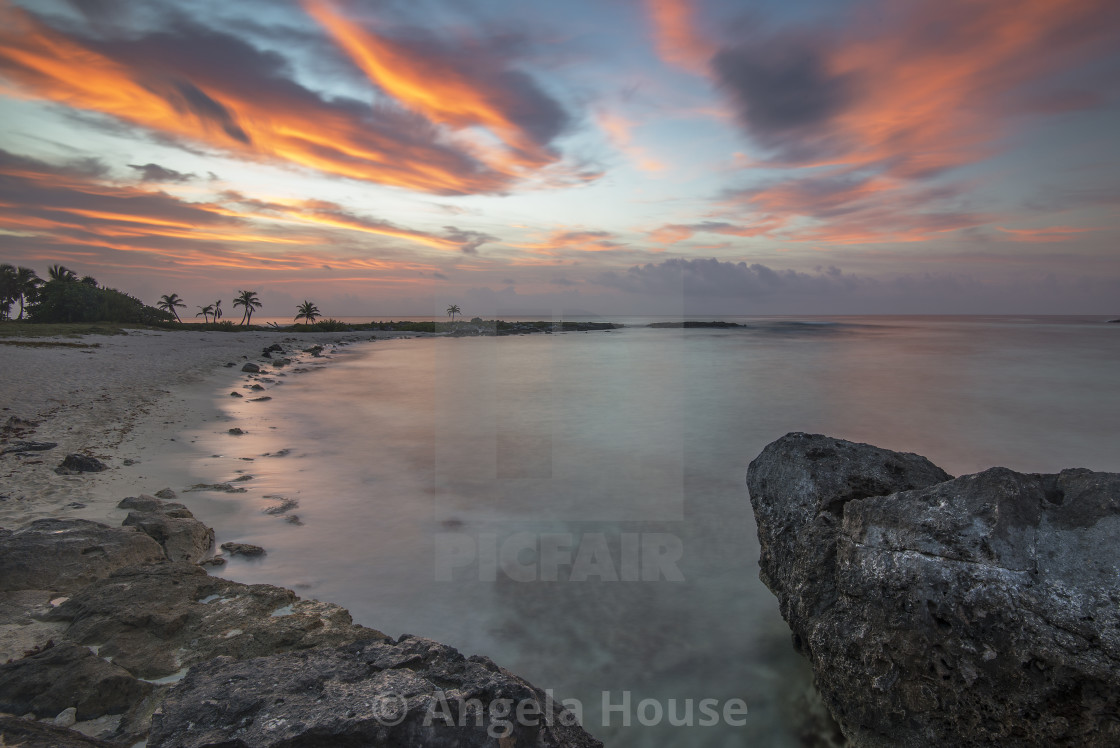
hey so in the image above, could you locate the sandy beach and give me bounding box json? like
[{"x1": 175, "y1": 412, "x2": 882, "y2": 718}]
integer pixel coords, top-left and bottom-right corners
[{"x1": 0, "y1": 329, "x2": 385, "y2": 531}]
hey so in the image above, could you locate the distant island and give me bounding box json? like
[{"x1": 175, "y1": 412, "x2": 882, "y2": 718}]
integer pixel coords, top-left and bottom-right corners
[{"x1": 647, "y1": 321, "x2": 744, "y2": 328}]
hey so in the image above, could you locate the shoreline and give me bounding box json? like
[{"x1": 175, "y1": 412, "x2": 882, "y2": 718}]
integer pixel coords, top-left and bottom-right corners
[{"x1": 0, "y1": 329, "x2": 378, "y2": 532}]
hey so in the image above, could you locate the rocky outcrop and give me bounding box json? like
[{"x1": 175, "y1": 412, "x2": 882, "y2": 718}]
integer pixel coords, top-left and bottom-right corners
[
  {"x1": 0, "y1": 716, "x2": 117, "y2": 747},
  {"x1": 0, "y1": 643, "x2": 152, "y2": 719},
  {"x1": 45, "y1": 562, "x2": 385, "y2": 679},
  {"x1": 119, "y1": 495, "x2": 214, "y2": 563},
  {"x1": 0, "y1": 519, "x2": 165, "y2": 592},
  {"x1": 150, "y1": 635, "x2": 602, "y2": 748},
  {"x1": 747, "y1": 433, "x2": 1120, "y2": 747},
  {"x1": 0, "y1": 514, "x2": 601, "y2": 747}
]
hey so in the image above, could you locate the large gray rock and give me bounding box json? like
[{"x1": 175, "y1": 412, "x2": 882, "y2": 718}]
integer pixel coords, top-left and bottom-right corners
[
  {"x1": 149, "y1": 635, "x2": 602, "y2": 748},
  {"x1": 0, "y1": 643, "x2": 152, "y2": 719},
  {"x1": 46, "y1": 562, "x2": 387, "y2": 679},
  {"x1": 120, "y1": 497, "x2": 214, "y2": 563},
  {"x1": 0, "y1": 519, "x2": 165, "y2": 592},
  {"x1": 747, "y1": 433, "x2": 1120, "y2": 747}
]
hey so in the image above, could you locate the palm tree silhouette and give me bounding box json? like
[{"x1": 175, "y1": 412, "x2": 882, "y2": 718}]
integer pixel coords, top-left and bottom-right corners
[
  {"x1": 13, "y1": 266, "x2": 41, "y2": 319},
  {"x1": 233, "y1": 290, "x2": 261, "y2": 325},
  {"x1": 0, "y1": 265, "x2": 15, "y2": 320},
  {"x1": 196, "y1": 304, "x2": 215, "y2": 323},
  {"x1": 213, "y1": 299, "x2": 223, "y2": 322},
  {"x1": 157, "y1": 293, "x2": 186, "y2": 323},
  {"x1": 48, "y1": 264, "x2": 77, "y2": 282},
  {"x1": 446, "y1": 304, "x2": 461, "y2": 324},
  {"x1": 295, "y1": 300, "x2": 321, "y2": 324}
]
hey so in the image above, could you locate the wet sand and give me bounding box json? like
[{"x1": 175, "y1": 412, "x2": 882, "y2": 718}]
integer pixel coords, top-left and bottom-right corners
[{"x1": 0, "y1": 329, "x2": 381, "y2": 531}]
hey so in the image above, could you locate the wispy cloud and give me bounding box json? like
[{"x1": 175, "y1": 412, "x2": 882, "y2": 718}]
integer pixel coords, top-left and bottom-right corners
[
  {"x1": 702, "y1": 0, "x2": 1120, "y2": 243},
  {"x1": 0, "y1": 4, "x2": 557, "y2": 195},
  {"x1": 304, "y1": 0, "x2": 579, "y2": 184}
]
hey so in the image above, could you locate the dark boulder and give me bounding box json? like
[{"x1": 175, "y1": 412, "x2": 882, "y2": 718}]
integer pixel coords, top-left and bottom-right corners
[
  {"x1": 747, "y1": 433, "x2": 1120, "y2": 747},
  {"x1": 241, "y1": 363, "x2": 261, "y2": 373},
  {"x1": 220, "y1": 541, "x2": 265, "y2": 557},
  {"x1": 54, "y1": 454, "x2": 107, "y2": 475},
  {"x1": 0, "y1": 643, "x2": 152, "y2": 720},
  {"x1": 0, "y1": 519, "x2": 165, "y2": 592},
  {"x1": 149, "y1": 635, "x2": 602, "y2": 748}
]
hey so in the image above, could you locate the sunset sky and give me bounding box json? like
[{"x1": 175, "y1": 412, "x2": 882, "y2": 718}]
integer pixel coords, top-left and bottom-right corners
[{"x1": 1, "y1": 0, "x2": 1118, "y2": 316}]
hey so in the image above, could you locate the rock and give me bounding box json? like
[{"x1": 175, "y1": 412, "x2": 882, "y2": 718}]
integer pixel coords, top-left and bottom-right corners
[
  {"x1": 220, "y1": 542, "x2": 265, "y2": 557},
  {"x1": 122, "y1": 511, "x2": 214, "y2": 564},
  {"x1": 262, "y1": 497, "x2": 299, "y2": 515},
  {"x1": 747, "y1": 433, "x2": 1120, "y2": 747},
  {"x1": 0, "y1": 519, "x2": 165, "y2": 592},
  {"x1": 185, "y1": 482, "x2": 246, "y2": 494},
  {"x1": 46, "y1": 563, "x2": 386, "y2": 679},
  {"x1": 149, "y1": 635, "x2": 602, "y2": 748},
  {"x1": 0, "y1": 440, "x2": 57, "y2": 456},
  {"x1": 54, "y1": 454, "x2": 107, "y2": 475},
  {"x1": 249, "y1": 396, "x2": 272, "y2": 402},
  {"x1": 265, "y1": 343, "x2": 284, "y2": 353},
  {"x1": 284, "y1": 514, "x2": 303, "y2": 525},
  {"x1": 271, "y1": 357, "x2": 291, "y2": 367},
  {"x1": 241, "y1": 363, "x2": 261, "y2": 373},
  {"x1": 198, "y1": 556, "x2": 226, "y2": 567},
  {"x1": 0, "y1": 643, "x2": 152, "y2": 720},
  {"x1": 153, "y1": 488, "x2": 177, "y2": 500},
  {"x1": 748, "y1": 433, "x2": 951, "y2": 635},
  {"x1": 249, "y1": 383, "x2": 265, "y2": 391},
  {"x1": 0, "y1": 716, "x2": 117, "y2": 747},
  {"x1": 117, "y1": 495, "x2": 190, "y2": 515},
  {"x1": 52, "y1": 706, "x2": 77, "y2": 727},
  {"x1": 228, "y1": 427, "x2": 245, "y2": 435},
  {"x1": 229, "y1": 391, "x2": 243, "y2": 398}
]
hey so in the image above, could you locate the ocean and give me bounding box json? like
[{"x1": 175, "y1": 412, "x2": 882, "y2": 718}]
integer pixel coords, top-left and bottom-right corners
[{"x1": 180, "y1": 315, "x2": 1120, "y2": 746}]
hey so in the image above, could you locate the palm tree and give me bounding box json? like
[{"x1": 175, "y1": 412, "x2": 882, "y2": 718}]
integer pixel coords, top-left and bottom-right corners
[
  {"x1": 196, "y1": 304, "x2": 214, "y2": 323},
  {"x1": 295, "y1": 300, "x2": 321, "y2": 325},
  {"x1": 80, "y1": 275, "x2": 98, "y2": 287},
  {"x1": 0, "y1": 264, "x2": 15, "y2": 321},
  {"x1": 13, "y1": 266, "x2": 41, "y2": 319},
  {"x1": 446, "y1": 304, "x2": 461, "y2": 324},
  {"x1": 48, "y1": 264, "x2": 76, "y2": 282},
  {"x1": 233, "y1": 290, "x2": 262, "y2": 325},
  {"x1": 213, "y1": 299, "x2": 223, "y2": 322},
  {"x1": 157, "y1": 293, "x2": 186, "y2": 323}
]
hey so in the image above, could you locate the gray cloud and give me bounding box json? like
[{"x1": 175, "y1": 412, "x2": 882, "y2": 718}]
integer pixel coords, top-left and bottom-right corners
[
  {"x1": 712, "y1": 35, "x2": 852, "y2": 163},
  {"x1": 128, "y1": 162, "x2": 195, "y2": 182},
  {"x1": 443, "y1": 226, "x2": 498, "y2": 254}
]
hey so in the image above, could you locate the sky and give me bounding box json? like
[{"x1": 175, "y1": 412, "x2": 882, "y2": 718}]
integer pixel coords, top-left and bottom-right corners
[{"x1": 0, "y1": 0, "x2": 1118, "y2": 317}]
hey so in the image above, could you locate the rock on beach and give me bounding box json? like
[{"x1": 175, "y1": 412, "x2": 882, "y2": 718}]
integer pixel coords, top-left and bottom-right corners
[{"x1": 747, "y1": 433, "x2": 1120, "y2": 747}]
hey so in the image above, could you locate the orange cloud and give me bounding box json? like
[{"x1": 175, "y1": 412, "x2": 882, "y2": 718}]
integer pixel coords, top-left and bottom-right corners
[
  {"x1": 0, "y1": 5, "x2": 513, "y2": 194},
  {"x1": 643, "y1": 0, "x2": 716, "y2": 75},
  {"x1": 708, "y1": 0, "x2": 1119, "y2": 244},
  {"x1": 304, "y1": 0, "x2": 569, "y2": 180},
  {"x1": 995, "y1": 226, "x2": 1101, "y2": 243},
  {"x1": 597, "y1": 112, "x2": 666, "y2": 173},
  {"x1": 511, "y1": 229, "x2": 628, "y2": 256}
]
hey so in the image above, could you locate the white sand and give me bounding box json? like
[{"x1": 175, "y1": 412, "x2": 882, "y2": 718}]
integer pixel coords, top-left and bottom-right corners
[{"x1": 0, "y1": 329, "x2": 384, "y2": 529}]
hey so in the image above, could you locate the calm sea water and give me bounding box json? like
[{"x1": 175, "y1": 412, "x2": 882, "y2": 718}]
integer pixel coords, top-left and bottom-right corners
[{"x1": 183, "y1": 316, "x2": 1119, "y2": 746}]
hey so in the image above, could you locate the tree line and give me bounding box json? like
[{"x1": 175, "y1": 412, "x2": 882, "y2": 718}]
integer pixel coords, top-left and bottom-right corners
[{"x1": 1, "y1": 263, "x2": 335, "y2": 326}]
